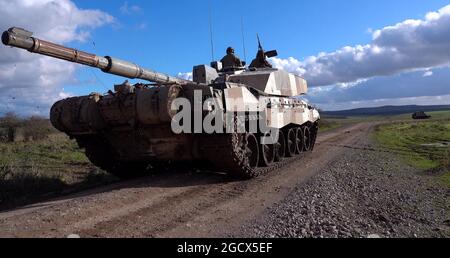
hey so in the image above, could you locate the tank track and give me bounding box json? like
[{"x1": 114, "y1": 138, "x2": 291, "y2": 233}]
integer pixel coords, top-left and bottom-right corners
[
  {"x1": 201, "y1": 122, "x2": 319, "y2": 179},
  {"x1": 76, "y1": 122, "x2": 318, "y2": 179}
]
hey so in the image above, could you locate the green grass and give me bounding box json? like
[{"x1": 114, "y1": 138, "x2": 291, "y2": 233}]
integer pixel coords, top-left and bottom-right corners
[
  {"x1": 0, "y1": 134, "x2": 89, "y2": 167},
  {"x1": 0, "y1": 133, "x2": 115, "y2": 209},
  {"x1": 438, "y1": 171, "x2": 450, "y2": 188},
  {"x1": 375, "y1": 121, "x2": 450, "y2": 170},
  {"x1": 319, "y1": 119, "x2": 342, "y2": 132}
]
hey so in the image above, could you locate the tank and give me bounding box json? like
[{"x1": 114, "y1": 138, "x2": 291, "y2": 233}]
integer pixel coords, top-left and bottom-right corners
[
  {"x1": 412, "y1": 111, "x2": 431, "y2": 120},
  {"x1": 2, "y1": 27, "x2": 320, "y2": 179}
]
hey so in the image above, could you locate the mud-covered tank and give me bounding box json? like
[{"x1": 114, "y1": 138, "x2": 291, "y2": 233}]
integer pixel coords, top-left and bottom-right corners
[{"x1": 2, "y1": 27, "x2": 320, "y2": 179}]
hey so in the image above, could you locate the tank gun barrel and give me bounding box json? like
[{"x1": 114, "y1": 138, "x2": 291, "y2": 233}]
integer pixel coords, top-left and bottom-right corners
[{"x1": 2, "y1": 27, "x2": 190, "y2": 85}]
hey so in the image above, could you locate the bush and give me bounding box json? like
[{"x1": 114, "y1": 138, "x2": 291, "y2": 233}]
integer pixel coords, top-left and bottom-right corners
[
  {"x1": 0, "y1": 112, "x2": 20, "y2": 127},
  {"x1": 22, "y1": 116, "x2": 57, "y2": 141},
  {"x1": 0, "y1": 113, "x2": 57, "y2": 142}
]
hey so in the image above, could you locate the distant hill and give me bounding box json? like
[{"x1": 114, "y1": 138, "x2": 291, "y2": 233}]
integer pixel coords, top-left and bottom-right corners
[{"x1": 323, "y1": 105, "x2": 450, "y2": 117}]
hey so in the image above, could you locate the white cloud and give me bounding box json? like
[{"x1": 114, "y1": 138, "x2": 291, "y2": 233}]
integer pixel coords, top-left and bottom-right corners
[
  {"x1": 308, "y1": 67, "x2": 450, "y2": 110},
  {"x1": 422, "y1": 70, "x2": 433, "y2": 77},
  {"x1": 120, "y1": 2, "x2": 142, "y2": 14},
  {"x1": 0, "y1": 0, "x2": 114, "y2": 116},
  {"x1": 335, "y1": 78, "x2": 369, "y2": 89},
  {"x1": 270, "y1": 4, "x2": 450, "y2": 87},
  {"x1": 177, "y1": 72, "x2": 193, "y2": 81}
]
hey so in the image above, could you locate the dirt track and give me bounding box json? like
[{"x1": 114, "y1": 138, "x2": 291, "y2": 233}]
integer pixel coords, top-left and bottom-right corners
[{"x1": 0, "y1": 123, "x2": 374, "y2": 237}]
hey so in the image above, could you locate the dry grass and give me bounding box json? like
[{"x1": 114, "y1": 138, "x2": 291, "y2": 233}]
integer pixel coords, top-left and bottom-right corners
[{"x1": 0, "y1": 112, "x2": 58, "y2": 142}]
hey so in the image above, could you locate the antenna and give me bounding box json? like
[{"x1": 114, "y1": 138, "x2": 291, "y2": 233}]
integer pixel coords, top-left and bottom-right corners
[
  {"x1": 208, "y1": 1, "x2": 215, "y2": 61},
  {"x1": 241, "y1": 17, "x2": 247, "y2": 63},
  {"x1": 257, "y1": 33, "x2": 263, "y2": 51}
]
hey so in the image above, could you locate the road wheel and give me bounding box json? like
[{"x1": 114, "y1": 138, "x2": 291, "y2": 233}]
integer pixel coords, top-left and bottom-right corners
[
  {"x1": 259, "y1": 133, "x2": 275, "y2": 167},
  {"x1": 286, "y1": 128, "x2": 297, "y2": 157},
  {"x1": 303, "y1": 126, "x2": 312, "y2": 152},
  {"x1": 295, "y1": 127, "x2": 304, "y2": 154},
  {"x1": 201, "y1": 132, "x2": 260, "y2": 179},
  {"x1": 274, "y1": 130, "x2": 286, "y2": 162},
  {"x1": 245, "y1": 133, "x2": 260, "y2": 169},
  {"x1": 310, "y1": 123, "x2": 319, "y2": 151}
]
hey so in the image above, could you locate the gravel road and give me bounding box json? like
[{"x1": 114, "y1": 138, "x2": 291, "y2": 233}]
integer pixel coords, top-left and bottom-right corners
[
  {"x1": 239, "y1": 125, "x2": 449, "y2": 238},
  {"x1": 0, "y1": 122, "x2": 447, "y2": 238}
]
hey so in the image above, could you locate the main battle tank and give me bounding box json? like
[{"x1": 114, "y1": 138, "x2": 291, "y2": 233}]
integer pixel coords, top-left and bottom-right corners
[{"x1": 2, "y1": 27, "x2": 320, "y2": 179}]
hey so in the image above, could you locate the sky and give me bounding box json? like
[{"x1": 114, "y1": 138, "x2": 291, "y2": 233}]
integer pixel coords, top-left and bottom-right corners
[{"x1": 0, "y1": 0, "x2": 450, "y2": 116}]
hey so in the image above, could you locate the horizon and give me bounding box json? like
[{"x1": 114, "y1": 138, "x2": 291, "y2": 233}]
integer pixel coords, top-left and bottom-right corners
[
  {"x1": 1, "y1": 0, "x2": 450, "y2": 115},
  {"x1": 2, "y1": 104, "x2": 450, "y2": 119}
]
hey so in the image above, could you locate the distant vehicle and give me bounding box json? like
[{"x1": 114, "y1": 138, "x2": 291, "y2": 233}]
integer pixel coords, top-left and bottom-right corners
[{"x1": 412, "y1": 111, "x2": 431, "y2": 120}]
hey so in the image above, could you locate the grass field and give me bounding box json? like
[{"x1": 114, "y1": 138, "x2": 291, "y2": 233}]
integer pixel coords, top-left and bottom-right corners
[
  {"x1": 374, "y1": 111, "x2": 450, "y2": 188},
  {"x1": 0, "y1": 134, "x2": 88, "y2": 167},
  {"x1": 318, "y1": 119, "x2": 342, "y2": 132},
  {"x1": 0, "y1": 134, "x2": 115, "y2": 209}
]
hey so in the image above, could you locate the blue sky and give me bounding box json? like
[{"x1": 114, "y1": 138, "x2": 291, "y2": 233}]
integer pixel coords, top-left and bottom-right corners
[
  {"x1": 1, "y1": 0, "x2": 450, "y2": 115},
  {"x1": 70, "y1": 0, "x2": 450, "y2": 89}
]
